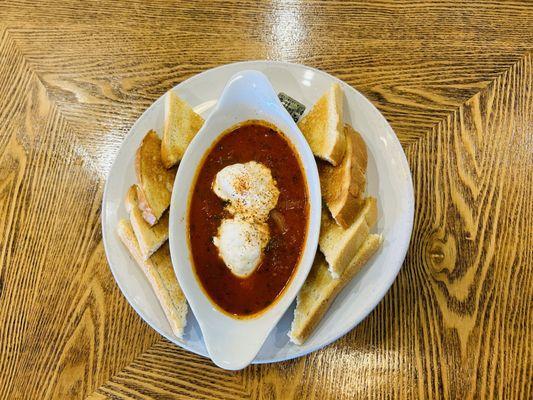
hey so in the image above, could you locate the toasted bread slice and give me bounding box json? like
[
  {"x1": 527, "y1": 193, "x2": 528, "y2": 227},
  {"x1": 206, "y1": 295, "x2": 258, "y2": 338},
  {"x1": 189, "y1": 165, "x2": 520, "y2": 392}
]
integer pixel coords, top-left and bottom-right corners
[
  {"x1": 319, "y1": 124, "x2": 368, "y2": 228},
  {"x1": 124, "y1": 184, "x2": 138, "y2": 214},
  {"x1": 288, "y1": 233, "x2": 382, "y2": 345},
  {"x1": 117, "y1": 219, "x2": 187, "y2": 338},
  {"x1": 135, "y1": 130, "x2": 176, "y2": 225},
  {"x1": 298, "y1": 83, "x2": 345, "y2": 166},
  {"x1": 319, "y1": 197, "x2": 378, "y2": 278},
  {"x1": 161, "y1": 91, "x2": 204, "y2": 168},
  {"x1": 125, "y1": 185, "x2": 169, "y2": 260}
]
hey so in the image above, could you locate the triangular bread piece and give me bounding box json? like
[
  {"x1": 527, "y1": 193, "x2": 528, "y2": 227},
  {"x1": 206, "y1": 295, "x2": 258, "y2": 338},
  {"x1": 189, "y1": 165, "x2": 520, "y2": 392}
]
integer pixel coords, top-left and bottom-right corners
[
  {"x1": 288, "y1": 234, "x2": 382, "y2": 345},
  {"x1": 124, "y1": 184, "x2": 138, "y2": 214},
  {"x1": 161, "y1": 91, "x2": 204, "y2": 168},
  {"x1": 319, "y1": 124, "x2": 368, "y2": 228},
  {"x1": 125, "y1": 185, "x2": 169, "y2": 260},
  {"x1": 319, "y1": 197, "x2": 378, "y2": 278},
  {"x1": 298, "y1": 83, "x2": 345, "y2": 165},
  {"x1": 117, "y1": 219, "x2": 187, "y2": 338},
  {"x1": 135, "y1": 130, "x2": 176, "y2": 226}
]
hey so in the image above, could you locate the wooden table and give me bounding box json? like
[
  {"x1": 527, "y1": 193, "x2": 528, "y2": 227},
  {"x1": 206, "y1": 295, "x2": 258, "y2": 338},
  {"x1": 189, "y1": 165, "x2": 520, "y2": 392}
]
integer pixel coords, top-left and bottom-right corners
[{"x1": 0, "y1": 1, "x2": 531, "y2": 399}]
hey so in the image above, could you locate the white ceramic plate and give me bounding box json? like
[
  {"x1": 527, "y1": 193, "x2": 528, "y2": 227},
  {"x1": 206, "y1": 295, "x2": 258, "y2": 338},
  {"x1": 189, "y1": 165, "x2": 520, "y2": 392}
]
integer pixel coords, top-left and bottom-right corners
[{"x1": 101, "y1": 61, "x2": 414, "y2": 364}]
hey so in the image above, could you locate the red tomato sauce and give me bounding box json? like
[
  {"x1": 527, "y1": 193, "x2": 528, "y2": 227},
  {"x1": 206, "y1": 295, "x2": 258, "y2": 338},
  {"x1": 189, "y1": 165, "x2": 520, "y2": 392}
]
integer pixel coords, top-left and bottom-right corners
[{"x1": 188, "y1": 121, "x2": 309, "y2": 316}]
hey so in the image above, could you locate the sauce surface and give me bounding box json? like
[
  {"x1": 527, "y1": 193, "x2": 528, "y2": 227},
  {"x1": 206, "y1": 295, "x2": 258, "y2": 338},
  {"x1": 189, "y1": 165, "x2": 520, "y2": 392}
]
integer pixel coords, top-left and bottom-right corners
[{"x1": 188, "y1": 121, "x2": 309, "y2": 316}]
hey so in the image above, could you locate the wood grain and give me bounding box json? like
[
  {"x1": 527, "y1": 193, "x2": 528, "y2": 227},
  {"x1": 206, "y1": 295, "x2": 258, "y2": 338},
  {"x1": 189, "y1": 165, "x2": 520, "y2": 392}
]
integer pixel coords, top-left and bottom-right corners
[
  {"x1": 403, "y1": 53, "x2": 532, "y2": 399},
  {"x1": 1, "y1": 0, "x2": 532, "y2": 154},
  {"x1": 0, "y1": 1, "x2": 532, "y2": 399},
  {"x1": 0, "y1": 32, "x2": 159, "y2": 399}
]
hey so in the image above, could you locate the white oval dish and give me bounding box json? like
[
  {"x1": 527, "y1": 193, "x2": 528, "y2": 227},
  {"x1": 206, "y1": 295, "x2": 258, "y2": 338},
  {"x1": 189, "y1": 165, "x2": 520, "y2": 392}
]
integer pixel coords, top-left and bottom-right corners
[
  {"x1": 101, "y1": 61, "x2": 414, "y2": 365},
  {"x1": 168, "y1": 71, "x2": 321, "y2": 370}
]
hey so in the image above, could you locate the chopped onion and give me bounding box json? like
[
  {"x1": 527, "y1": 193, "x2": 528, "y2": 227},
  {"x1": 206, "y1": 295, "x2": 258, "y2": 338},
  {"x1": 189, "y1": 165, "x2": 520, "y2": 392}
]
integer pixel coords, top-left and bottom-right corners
[{"x1": 270, "y1": 210, "x2": 288, "y2": 234}]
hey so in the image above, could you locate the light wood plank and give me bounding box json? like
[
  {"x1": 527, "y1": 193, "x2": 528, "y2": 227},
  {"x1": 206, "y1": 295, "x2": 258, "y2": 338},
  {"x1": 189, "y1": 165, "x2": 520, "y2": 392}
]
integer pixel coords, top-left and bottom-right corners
[
  {"x1": 0, "y1": 34, "x2": 159, "y2": 399},
  {"x1": 1, "y1": 0, "x2": 531, "y2": 157},
  {"x1": 402, "y1": 52, "x2": 532, "y2": 399},
  {"x1": 93, "y1": 340, "x2": 251, "y2": 400},
  {"x1": 0, "y1": 1, "x2": 531, "y2": 399}
]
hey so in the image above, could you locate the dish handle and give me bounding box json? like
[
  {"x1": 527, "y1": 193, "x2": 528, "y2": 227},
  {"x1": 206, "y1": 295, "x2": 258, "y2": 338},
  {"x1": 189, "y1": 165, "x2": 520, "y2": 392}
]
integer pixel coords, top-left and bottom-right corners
[
  {"x1": 213, "y1": 70, "x2": 285, "y2": 120},
  {"x1": 200, "y1": 316, "x2": 274, "y2": 370}
]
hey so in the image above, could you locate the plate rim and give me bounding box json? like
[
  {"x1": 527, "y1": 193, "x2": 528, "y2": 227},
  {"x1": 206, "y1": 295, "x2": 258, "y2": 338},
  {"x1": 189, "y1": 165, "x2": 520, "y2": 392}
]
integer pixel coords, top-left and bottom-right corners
[{"x1": 101, "y1": 59, "x2": 414, "y2": 364}]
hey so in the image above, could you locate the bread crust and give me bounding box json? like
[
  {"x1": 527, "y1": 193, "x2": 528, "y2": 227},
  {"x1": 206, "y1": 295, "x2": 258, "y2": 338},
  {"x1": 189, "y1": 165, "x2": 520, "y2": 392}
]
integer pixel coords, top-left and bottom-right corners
[
  {"x1": 125, "y1": 185, "x2": 169, "y2": 260},
  {"x1": 319, "y1": 124, "x2": 368, "y2": 228},
  {"x1": 117, "y1": 219, "x2": 187, "y2": 338},
  {"x1": 319, "y1": 197, "x2": 378, "y2": 278},
  {"x1": 289, "y1": 234, "x2": 382, "y2": 345},
  {"x1": 161, "y1": 91, "x2": 204, "y2": 168},
  {"x1": 135, "y1": 130, "x2": 176, "y2": 225},
  {"x1": 298, "y1": 83, "x2": 346, "y2": 166}
]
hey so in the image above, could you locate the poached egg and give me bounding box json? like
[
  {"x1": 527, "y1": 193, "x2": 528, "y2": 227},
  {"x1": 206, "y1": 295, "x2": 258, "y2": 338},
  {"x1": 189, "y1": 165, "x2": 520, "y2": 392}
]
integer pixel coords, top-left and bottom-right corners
[
  {"x1": 213, "y1": 161, "x2": 279, "y2": 222},
  {"x1": 212, "y1": 161, "x2": 279, "y2": 277},
  {"x1": 213, "y1": 218, "x2": 269, "y2": 278}
]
